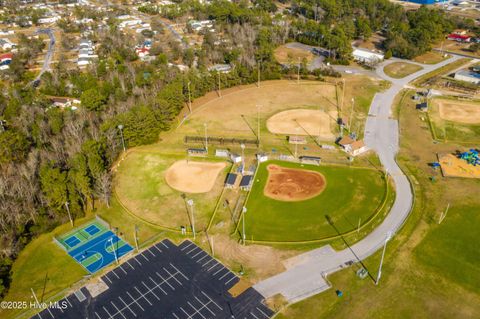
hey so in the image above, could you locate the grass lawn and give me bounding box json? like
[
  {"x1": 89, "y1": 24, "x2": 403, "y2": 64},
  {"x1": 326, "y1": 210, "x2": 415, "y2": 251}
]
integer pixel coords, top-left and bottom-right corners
[
  {"x1": 383, "y1": 62, "x2": 423, "y2": 79},
  {"x1": 413, "y1": 51, "x2": 449, "y2": 64},
  {"x1": 414, "y1": 205, "x2": 480, "y2": 294},
  {"x1": 114, "y1": 151, "x2": 230, "y2": 230},
  {"x1": 413, "y1": 58, "x2": 471, "y2": 87},
  {"x1": 244, "y1": 161, "x2": 386, "y2": 242},
  {"x1": 274, "y1": 89, "x2": 480, "y2": 318}
]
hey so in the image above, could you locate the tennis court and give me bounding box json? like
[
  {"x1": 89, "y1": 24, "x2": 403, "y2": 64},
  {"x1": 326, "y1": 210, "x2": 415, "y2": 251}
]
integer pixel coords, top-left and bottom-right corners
[{"x1": 56, "y1": 219, "x2": 133, "y2": 273}]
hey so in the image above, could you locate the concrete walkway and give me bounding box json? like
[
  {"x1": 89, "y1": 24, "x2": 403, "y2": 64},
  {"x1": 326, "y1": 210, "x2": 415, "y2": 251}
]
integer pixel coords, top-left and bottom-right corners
[{"x1": 253, "y1": 55, "x2": 463, "y2": 303}]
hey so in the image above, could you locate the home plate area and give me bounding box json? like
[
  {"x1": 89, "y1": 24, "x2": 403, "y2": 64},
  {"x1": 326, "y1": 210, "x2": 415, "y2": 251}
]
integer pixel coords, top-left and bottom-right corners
[{"x1": 32, "y1": 239, "x2": 273, "y2": 319}]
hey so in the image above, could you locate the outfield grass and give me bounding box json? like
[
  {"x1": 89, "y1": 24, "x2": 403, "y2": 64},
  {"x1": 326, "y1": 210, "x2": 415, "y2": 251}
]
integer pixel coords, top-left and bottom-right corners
[
  {"x1": 115, "y1": 151, "x2": 230, "y2": 231},
  {"x1": 384, "y1": 62, "x2": 423, "y2": 79},
  {"x1": 244, "y1": 161, "x2": 386, "y2": 242},
  {"x1": 274, "y1": 89, "x2": 480, "y2": 319},
  {"x1": 414, "y1": 205, "x2": 480, "y2": 294}
]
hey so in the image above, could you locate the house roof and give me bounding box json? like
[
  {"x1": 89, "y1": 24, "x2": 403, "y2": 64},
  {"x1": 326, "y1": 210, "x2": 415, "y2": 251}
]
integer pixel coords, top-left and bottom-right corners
[
  {"x1": 456, "y1": 70, "x2": 480, "y2": 79},
  {"x1": 0, "y1": 53, "x2": 13, "y2": 60},
  {"x1": 338, "y1": 136, "x2": 355, "y2": 146},
  {"x1": 448, "y1": 33, "x2": 471, "y2": 40},
  {"x1": 351, "y1": 140, "x2": 365, "y2": 151}
]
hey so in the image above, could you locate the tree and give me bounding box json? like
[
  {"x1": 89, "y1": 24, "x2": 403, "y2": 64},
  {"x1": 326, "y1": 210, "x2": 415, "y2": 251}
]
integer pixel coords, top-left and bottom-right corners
[
  {"x1": 80, "y1": 88, "x2": 107, "y2": 111},
  {"x1": 39, "y1": 163, "x2": 68, "y2": 211},
  {"x1": 0, "y1": 129, "x2": 30, "y2": 164}
]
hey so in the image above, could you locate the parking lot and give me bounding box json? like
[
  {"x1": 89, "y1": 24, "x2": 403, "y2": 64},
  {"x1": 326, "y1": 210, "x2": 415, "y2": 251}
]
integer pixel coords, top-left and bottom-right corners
[{"x1": 32, "y1": 239, "x2": 273, "y2": 319}]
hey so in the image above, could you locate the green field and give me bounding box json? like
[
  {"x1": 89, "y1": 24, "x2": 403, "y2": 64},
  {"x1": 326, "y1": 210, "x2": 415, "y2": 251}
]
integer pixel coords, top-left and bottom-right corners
[
  {"x1": 384, "y1": 62, "x2": 423, "y2": 79},
  {"x1": 244, "y1": 161, "x2": 387, "y2": 242},
  {"x1": 115, "y1": 151, "x2": 230, "y2": 231}
]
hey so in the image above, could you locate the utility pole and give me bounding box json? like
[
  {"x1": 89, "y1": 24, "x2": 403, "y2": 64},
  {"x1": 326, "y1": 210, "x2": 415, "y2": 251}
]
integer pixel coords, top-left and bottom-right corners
[
  {"x1": 257, "y1": 61, "x2": 261, "y2": 88},
  {"x1": 118, "y1": 124, "x2": 126, "y2": 152},
  {"x1": 187, "y1": 81, "x2": 192, "y2": 113},
  {"x1": 242, "y1": 207, "x2": 247, "y2": 245},
  {"x1": 341, "y1": 79, "x2": 346, "y2": 116},
  {"x1": 297, "y1": 58, "x2": 300, "y2": 84},
  {"x1": 65, "y1": 201, "x2": 73, "y2": 227},
  {"x1": 134, "y1": 225, "x2": 139, "y2": 251},
  {"x1": 376, "y1": 231, "x2": 392, "y2": 285},
  {"x1": 204, "y1": 123, "x2": 208, "y2": 152},
  {"x1": 257, "y1": 104, "x2": 261, "y2": 146},
  {"x1": 349, "y1": 97, "x2": 355, "y2": 131},
  {"x1": 187, "y1": 199, "x2": 196, "y2": 240}
]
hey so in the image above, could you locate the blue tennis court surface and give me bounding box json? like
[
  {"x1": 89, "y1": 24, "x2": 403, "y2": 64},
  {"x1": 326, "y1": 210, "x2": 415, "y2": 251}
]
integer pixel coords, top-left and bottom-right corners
[{"x1": 56, "y1": 220, "x2": 133, "y2": 274}]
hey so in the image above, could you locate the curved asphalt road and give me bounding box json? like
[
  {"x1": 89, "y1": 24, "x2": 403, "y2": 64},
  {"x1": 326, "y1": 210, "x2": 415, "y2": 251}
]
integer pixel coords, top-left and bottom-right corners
[
  {"x1": 29, "y1": 28, "x2": 55, "y2": 86},
  {"x1": 254, "y1": 55, "x2": 462, "y2": 303}
]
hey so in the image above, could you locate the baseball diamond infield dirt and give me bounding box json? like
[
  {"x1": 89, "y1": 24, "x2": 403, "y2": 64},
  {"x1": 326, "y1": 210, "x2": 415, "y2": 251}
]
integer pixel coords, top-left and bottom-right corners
[
  {"x1": 266, "y1": 109, "x2": 336, "y2": 140},
  {"x1": 437, "y1": 99, "x2": 480, "y2": 124},
  {"x1": 165, "y1": 160, "x2": 227, "y2": 193},
  {"x1": 264, "y1": 164, "x2": 326, "y2": 201}
]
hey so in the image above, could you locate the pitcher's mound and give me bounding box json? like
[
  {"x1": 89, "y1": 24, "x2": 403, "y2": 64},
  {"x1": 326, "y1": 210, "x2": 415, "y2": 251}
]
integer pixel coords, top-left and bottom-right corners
[
  {"x1": 264, "y1": 164, "x2": 326, "y2": 201},
  {"x1": 165, "y1": 160, "x2": 227, "y2": 193},
  {"x1": 266, "y1": 109, "x2": 335, "y2": 140}
]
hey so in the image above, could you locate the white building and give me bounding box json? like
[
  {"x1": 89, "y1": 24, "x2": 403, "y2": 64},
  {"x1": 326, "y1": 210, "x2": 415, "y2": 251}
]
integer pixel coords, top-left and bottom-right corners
[
  {"x1": 208, "y1": 64, "x2": 232, "y2": 73},
  {"x1": 352, "y1": 48, "x2": 384, "y2": 65},
  {"x1": 0, "y1": 38, "x2": 16, "y2": 50},
  {"x1": 454, "y1": 70, "x2": 480, "y2": 85}
]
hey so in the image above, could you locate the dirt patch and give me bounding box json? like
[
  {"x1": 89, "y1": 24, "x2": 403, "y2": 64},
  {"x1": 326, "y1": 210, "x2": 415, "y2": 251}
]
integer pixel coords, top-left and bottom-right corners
[
  {"x1": 274, "y1": 45, "x2": 315, "y2": 64},
  {"x1": 439, "y1": 153, "x2": 480, "y2": 179},
  {"x1": 437, "y1": 99, "x2": 480, "y2": 124},
  {"x1": 165, "y1": 160, "x2": 227, "y2": 193},
  {"x1": 264, "y1": 164, "x2": 326, "y2": 201},
  {"x1": 266, "y1": 109, "x2": 336, "y2": 140}
]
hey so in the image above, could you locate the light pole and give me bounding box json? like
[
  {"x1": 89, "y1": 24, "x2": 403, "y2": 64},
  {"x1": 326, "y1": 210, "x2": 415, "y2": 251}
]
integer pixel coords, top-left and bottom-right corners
[
  {"x1": 118, "y1": 124, "x2": 126, "y2": 152},
  {"x1": 242, "y1": 207, "x2": 247, "y2": 245},
  {"x1": 240, "y1": 143, "x2": 245, "y2": 175},
  {"x1": 65, "y1": 201, "x2": 73, "y2": 227},
  {"x1": 376, "y1": 231, "x2": 392, "y2": 285},
  {"x1": 349, "y1": 97, "x2": 355, "y2": 130},
  {"x1": 257, "y1": 61, "x2": 261, "y2": 88},
  {"x1": 134, "y1": 225, "x2": 139, "y2": 251},
  {"x1": 109, "y1": 237, "x2": 118, "y2": 264},
  {"x1": 204, "y1": 123, "x2": 208, "y2": 152},
  {"x1": 187, "y1": 81, "x2": 192, "y2": 113},
  {"x1": 256, "y1": 104, "x2": 261, "y2": 146},
  {"x1": 187, "y1": 199, "x2": 195, "y2": 240}
]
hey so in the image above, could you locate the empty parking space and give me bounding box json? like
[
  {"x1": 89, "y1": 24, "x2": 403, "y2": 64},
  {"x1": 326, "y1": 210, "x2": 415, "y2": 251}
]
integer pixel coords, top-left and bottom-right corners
[{"x1": 32, "y1": 240, "x2": 273, "y2": 319}]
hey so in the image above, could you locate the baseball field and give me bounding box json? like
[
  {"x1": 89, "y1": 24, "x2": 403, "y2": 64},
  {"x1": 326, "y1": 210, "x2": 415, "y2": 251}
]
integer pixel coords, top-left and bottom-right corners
[{"x1": 244, "y1": 161, "x2": 387, "y2": 242}]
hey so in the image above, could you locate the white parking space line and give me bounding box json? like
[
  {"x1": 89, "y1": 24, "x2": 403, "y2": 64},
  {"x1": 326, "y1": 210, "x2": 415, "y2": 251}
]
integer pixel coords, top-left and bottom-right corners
[
  {"x1": 191, "y1": 250, "x2": 204, "y2": 259},
  {"x1": 201, "y1": 291, "x2": 223, "y2": 310},
  {"x1": 152, "y1": 245, "x2": 163, "y2": 253},
  {"x1": 111, "y1": 301, "x2": 127, "y2": 319},
  {"x1": 142, "y1": 281, "x2": 160, "y2": 300},
  {"x1": 134, "y1": 286, "x2": 153, "y2": 306},
  {"x1": 149, "y1": 276, "x2": 168, "y2": 295},
  {"x1": 141, "y1": 253, "x2": 150, "y2": 262},
  {"x1": 102, "y1": 306, "x2": 114, "y2": 319},
  {"x1": 187, "y1": 301, "x2": 207, "y2": 319},
  {"x1": 180, "y1": 307, "x2": 189, "y2": 316},
  {"x1": 156, "y1": 272, "x2": 176, "y2": 290},
  {"x1": 180, "y1": 241, "x2": 193, "y2": 251},
  {"x1": 197, "y1": 254, "x2": 209, "y2": 263},
  {"x1": 160, "y1": 241, "x2": 169, "y2": 249},
  {"x1": 169, "y1": 263, "x2": 190, "y2": 281},
  {"x1": 256, "y1": 307, "x2": 270, "y2": 318},
  {"x1": 202, "y1": 259, "x2": 214, "y2": 267},
  {"x1": 172, "y1": 312, "x2": 180, "y2": 319},
  {"x1": 207, "y1": 262, "x2": 219, "y2": 272},
  {"x1": 134, "y1": 257, "x2": 142, "y2": 266},
  {"x1": 127, "y1": 291, "x2": 145, "y2": 311},
  {"x1": 212, "y1": 266, "x2": 225, "y2": 276},
  {"x1": 250, "y1": 312, "x2": 260, "y2": 319},
  {"x1": 163, "y1": 267, "x2": 183, "y2": 286},
  {"x1": 103, "y1": 275, "x2": 113, "y2": 284},
  {"x1": 218, "y1": 271, "x2": 231, "y2": 280},
  {"x1": 147, "y1": 248, "x2": 156, "y2": 257},
  {"x1": 119, "y1": 265, "x2": 128, "y2": 275},
  {"x1": 111, "y1": 270, "x2": 120, "y2": 279},
  {"x1": 95, "y1": 311, "x2": 102, "y2": 319},
  {"x1": 186, "y1": 246, "x2": 199, "y2": 255},
  {"x1": 126, "y1": 261, "x2": 135, "y2": 270},
  {"x1": 119, "y1": 296, "x2": 137, "y2": 317},
  {"x1": 225, "y1": 275, "x2": 237, "y2": 285},
  {"x1": 65, "y1": 296, "x2": 73, "y2": 307},
  {"x1": 194, "y1": 296, "x2": 216, "y2": 316}
]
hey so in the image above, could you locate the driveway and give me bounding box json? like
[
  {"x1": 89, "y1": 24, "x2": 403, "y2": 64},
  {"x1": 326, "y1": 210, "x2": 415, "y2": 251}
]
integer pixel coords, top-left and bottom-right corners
[{"x1": 253, "y1": 54, "x2": 462, "y2": 303}]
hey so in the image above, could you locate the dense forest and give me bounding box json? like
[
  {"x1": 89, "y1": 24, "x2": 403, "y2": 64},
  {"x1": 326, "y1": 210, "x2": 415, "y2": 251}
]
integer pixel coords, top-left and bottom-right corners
[{"x1": 0, "y1": 0, "x2": 476, "y2": 299}]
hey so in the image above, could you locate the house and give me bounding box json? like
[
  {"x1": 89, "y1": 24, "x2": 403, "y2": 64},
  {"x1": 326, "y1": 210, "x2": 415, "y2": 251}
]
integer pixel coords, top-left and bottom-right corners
[
  {"x1": 77, "y1": 57, "x2": 91, "y2": 66},
  {"x1": 230, "y1": 153, "x2": 242, "y2": 163},
  {"x1": 225, "y1": 173, "x2": 237, "y2": 189},
  {"x1": 338, "y1": 136, "x2": 368, "y2": 156},
  {"x1": 299, "y1": 156, "x2": 321, "y2": 165},
  {"x1": 49, "y1": 97, "x2": 81, "y2": 108},
  {"x1": 187, "y1": 148, "x2": 208, "y2": 156},
  {"x1": 288, "y1": 136, "x2": 307, "y2": 144},
  {"x1": 256, "y1": 153, "x2": 268, "y2": 162},
  {"x1": 0, "y1": 53, "x2": 13, "y2": 63},
  {"x1": 352, "y1": 48, "x2": 384, "y2": 65},
  {"x1": 447, "y1": 33, "x2": 471, "y2": 43},
  {"x1": 239, "y1": 175, "x2": 253, "y2": 191},
  {"x1": 0, "y1": 38, "x2": 15, "y2": 50},
  {"x1": 215, "y1": 149, "x2": 230, "y2": 158},
  {"x1": 208, "y1": 64, "x2": 232, "y2": 73},
  {"x1": 454, "y1": 70, "x2": 480, "y2": 84},
  {"x1": 135, "y1": 47, "x2": 150, "y2": 58},
  {"x1": 416, "y1": 102, "x2": 428, "y2": 111}
]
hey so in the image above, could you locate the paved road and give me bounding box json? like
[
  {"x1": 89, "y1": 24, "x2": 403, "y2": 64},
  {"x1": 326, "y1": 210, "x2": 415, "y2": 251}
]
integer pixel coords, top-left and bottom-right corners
[
  {"x1": 253, "y1": 55, "x2": 463, "y2": 303},
  {"x1": 30, "y1": 28, "x2": 55, "y2": 86}
]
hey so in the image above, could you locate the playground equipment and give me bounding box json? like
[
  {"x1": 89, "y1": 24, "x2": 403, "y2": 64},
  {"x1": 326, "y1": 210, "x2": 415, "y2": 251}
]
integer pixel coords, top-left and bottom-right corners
[{"x1": 459, "y1": 149, "x2": 480, "y2": 166}]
